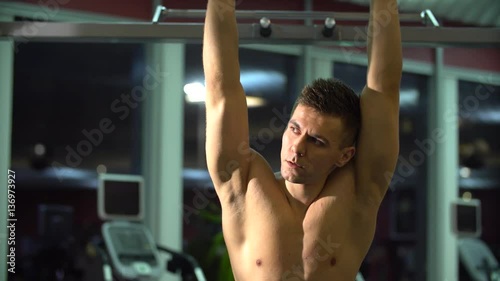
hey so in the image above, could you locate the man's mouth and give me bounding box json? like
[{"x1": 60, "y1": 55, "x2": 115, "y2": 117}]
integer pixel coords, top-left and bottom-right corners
[{"x1": 286, "y1": 160, "x2": 303, "y2": 169}]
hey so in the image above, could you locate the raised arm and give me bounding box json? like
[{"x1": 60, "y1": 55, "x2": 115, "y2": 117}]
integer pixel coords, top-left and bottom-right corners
[
  {"x1": 355, "y1": 0, "x2": 403, "y2": 205},
  {"x1": 203, "y1": 0, "x2": 251, "y2": 201}
]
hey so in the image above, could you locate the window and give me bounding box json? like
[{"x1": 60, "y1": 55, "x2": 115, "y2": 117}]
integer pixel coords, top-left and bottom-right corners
[
  {"x1": 458, "y1": 81, "x2": 500, "y2": 187},
  {"x1": 12, "y1": 43, "x2": 145, "y2": 179}
]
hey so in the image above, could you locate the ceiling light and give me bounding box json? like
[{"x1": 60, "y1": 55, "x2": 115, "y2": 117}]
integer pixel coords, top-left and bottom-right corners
[
  {"x1": 34, "y1": 143, "x2": 46, "y2": 156},
  {"x1": 246, "y1": 96, "x2": 267, "y2": 107},
  {"x1": 460, "y1": 167, "x2": 471, "y2": 178},
  {"x1": 184, "y1": 82, "x2": 206, "y2": 103},
  {"x1": 462, "y1": 191, "x2": 472, "y2": 201},
  {"x1": 97, "y1": 164, "x2": 107, "y2": 174}
]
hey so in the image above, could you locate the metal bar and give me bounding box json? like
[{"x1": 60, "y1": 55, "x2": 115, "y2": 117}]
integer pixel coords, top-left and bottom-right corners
[
  {"x1": 304, "y1": 0, "x2": 313, "y2": 26},
  {"x1": 0, "y1": 22, "x2": 499, "y2": 47},
  {"x1": 427, "y1": 48, "x2": 459, "y2": 281},
  {"x1": 161, "y1": 8, "x2": 423, "y2": 23},
  {"x1": 152, "y1": 5, "x2": 165, "y2": 23},
  {"x1": 421, "y1": 9, "x2": 440, "y2": 27}
]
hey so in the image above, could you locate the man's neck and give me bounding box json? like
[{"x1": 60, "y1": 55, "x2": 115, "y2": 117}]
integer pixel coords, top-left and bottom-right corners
[{"x1": 284, "y1": 180, "x2": 326, "y2": 215}]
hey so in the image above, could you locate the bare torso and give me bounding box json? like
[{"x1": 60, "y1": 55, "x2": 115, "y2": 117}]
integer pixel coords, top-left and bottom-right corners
[{"x1": 221, "y1": 154, "x2": 379, "y2": 281}]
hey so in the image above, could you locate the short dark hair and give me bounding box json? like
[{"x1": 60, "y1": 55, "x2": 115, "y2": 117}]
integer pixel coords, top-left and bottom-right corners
[{"x1": 293, "y1": 78, "x2": 361, "y2": 148}]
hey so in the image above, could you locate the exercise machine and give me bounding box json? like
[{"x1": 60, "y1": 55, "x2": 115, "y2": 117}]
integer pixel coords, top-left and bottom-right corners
[
  {"x1": 459, "y1": 238, "x2": 499, "y2": 281},
  {"x1": 97, "y1": 173, "x2": 206, "y2": 281},
  {"x1": 454, "y1": 198, "x2": 499, "y2": 281}
]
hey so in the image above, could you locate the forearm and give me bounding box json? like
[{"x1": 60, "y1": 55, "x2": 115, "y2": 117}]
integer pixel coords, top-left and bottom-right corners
[
  {"x1": 203, "y1": 0, "x2": 242, "y2": 96},
  {"x1": 366, "y1": 0, "x2": 403, "y2": 93}
]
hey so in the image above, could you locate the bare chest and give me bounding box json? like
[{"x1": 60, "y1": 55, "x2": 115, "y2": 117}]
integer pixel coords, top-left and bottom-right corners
[{"x1": 241, "y1": 195, "x2": 356, "y2": 280}]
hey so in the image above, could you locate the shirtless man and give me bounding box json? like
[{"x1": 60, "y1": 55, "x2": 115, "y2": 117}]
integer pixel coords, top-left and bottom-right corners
[{"x1": 203, "y1": 0, "x2": 402, "y2": 279}]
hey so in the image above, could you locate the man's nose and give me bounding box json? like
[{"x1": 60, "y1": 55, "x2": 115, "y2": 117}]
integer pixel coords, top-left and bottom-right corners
[{"x1": 291, "y1": 135, "x2": 306, "y2": 156}]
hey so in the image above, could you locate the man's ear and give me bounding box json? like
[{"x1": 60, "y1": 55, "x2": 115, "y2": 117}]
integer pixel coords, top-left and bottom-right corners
[{"x1": 336, "y1": 146, "x2": 356, "y2": 168}]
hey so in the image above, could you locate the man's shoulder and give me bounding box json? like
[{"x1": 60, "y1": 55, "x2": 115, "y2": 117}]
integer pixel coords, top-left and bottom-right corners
[{"x1": 243, "y1": 151, "x2": 282, "y2": 188}]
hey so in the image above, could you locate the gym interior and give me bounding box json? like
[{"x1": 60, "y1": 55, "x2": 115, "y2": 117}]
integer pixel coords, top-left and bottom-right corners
[{"x1": 1, "y1": 0, "x2": 499, "y2": 280}]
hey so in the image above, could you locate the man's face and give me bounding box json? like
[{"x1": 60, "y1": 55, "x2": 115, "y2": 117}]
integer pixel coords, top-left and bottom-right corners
[{"x1": 280, "y1": 104, "x2": 350, "y2": 184}]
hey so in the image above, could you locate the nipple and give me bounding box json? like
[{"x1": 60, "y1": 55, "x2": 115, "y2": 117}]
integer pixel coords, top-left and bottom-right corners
[{"x1": 256, "y1": 259, "x2": 262, "y2": 266}]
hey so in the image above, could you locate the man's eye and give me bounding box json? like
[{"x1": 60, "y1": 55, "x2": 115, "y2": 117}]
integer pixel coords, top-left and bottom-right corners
[
  {"x1": 314, "y1": 139, "x2": 324, "y2": 146},
  {"x1": 290, "y1": 126, "x2": 298, "y2": 133}
]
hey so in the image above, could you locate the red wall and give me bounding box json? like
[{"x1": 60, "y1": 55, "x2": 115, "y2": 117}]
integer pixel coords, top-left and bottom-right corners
[
  {"x1": 445, "y1": 48, "x2": 500, "y2": 72},
  {"x1": 21, "y1": 0, "x2": 152, "y2": 20}
]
